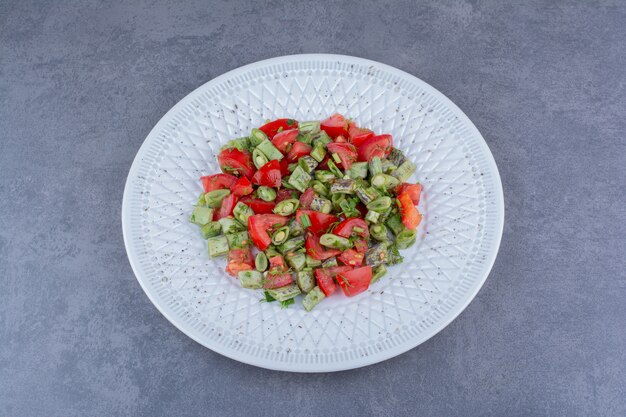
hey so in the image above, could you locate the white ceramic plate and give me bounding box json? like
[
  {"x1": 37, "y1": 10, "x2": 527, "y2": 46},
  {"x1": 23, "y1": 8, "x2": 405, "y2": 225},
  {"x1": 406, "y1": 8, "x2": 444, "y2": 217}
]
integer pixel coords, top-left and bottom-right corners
[{"x1": 122, "y1": 54, "x2": 504, "y2": 372}]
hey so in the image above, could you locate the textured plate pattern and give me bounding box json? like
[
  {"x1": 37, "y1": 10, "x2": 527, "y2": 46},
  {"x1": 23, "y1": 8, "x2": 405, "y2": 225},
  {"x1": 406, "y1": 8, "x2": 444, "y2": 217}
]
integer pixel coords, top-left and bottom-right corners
[{"x1": 122, "y1": 54, "x2": 504, "y2": 372}]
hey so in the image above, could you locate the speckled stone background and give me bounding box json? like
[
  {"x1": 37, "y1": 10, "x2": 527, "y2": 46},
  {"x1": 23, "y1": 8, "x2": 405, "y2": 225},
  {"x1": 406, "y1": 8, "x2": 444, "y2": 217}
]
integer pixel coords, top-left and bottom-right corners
[{"x1": 1, "y1": 1, "x2": 625, "y2": 416}]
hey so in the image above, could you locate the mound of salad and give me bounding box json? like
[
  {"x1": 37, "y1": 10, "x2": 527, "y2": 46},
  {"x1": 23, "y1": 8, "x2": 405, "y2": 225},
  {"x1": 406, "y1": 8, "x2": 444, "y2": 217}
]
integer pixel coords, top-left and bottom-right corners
[{"x1": 189, "y1": 114, "x2": 423, "y2": 311}]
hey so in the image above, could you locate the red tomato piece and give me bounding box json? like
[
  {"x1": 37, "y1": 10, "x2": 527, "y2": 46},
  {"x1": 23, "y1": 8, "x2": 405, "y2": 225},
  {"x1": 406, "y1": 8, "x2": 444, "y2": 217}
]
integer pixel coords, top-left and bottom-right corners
[
  {"x1": 232, "y1": 176, "x2": 253, "y2": 196},
  {"x1": 347, "y1": 122, "x2": 374, "y2": 147},
  {"x1": 263, "y1": 273, "x2": 293, "y2": 289},
  {"x1": 324, "y1": 265, "x2": 353, "y2": 277},
  {"x1": 226, "y1": 248, "x2": 254, "y2": 276},
  {"x1": 315, "y1": 268, "x2": 337, "y2": 296},
  {"x1": 396, "y1": 183, "x2": 422, "y2": 206},
  {"x1": 286, "y1": 141, "x2": 312, "y2": 162},
  {"x1": 259, "y1": 118, "x2": 298, "y2": 139},
  {"x1": 214, "y1": 194, "x2": 238, "y2": 220},
  {"x1": 279, "y1": 158, "x2": 291, "y2": 176},
  {"x1": 247, "y1": 214, "x2": 289, "y2": 250},
  {"x1": 276, "y1": 188, "x2": 299, "y2": 203},
  {"x1": 320, "y1": 114, "x2": 348, "y2": 138},
  {"x1": 218, "y1": 148, "x2": 255, "y2": 179},
  {"x1": 299, "y1": 188, "x2": 316, "y2": 210},
  {"x1": 268, "y1": 255, "x2": 286, "y2": 270},
  {"x1": 397, "y1": 192, "x2": 422, "y2": 230},
  {"x1": 333, "y1": 218, "x2": 369, "y2": 239},
  {"x1": 327, "y1": 142, "x2": 357, "y2": 170},
  {"x1": 353, "y1": 238, "x2": 368, "y2": 253},
  {"x1": 252, "y1": 160, "x2": 282, "y2": 187},
  {"x1": 337, "y1": 266, "x2": 372, "y2": 297},
  {"x1": 357, "y1": 134, "x2": 393, "y2": 161},
  {"x1": 338, "y1": 249, "x2": 364, "y2": 267},
  {"x1": 355, "y1": 202, "x2": 368, "y2": 218},
  {"x1": 271, "y1": 128, "x2": 299, "y2": 154},
  {"x1": 317, "y1": 155, "x2": 331, "y2": 170},
  {"x1": 200, "y1": 173, "x2": 238, "y2": 193},
  {"x1": 305, "y1": 234, "x2": 341, "y2": 260},
  {"x1": 239, "y1": 197, "x2": 276, "y2": 214},
  {"x1": 296, "y1": 210, "x2": 339, "y2": 235}
]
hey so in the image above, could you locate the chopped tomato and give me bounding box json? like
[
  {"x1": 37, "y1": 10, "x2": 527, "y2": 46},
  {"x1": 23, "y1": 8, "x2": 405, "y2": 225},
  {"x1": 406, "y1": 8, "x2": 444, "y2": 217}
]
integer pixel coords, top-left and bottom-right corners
[
  {"x1": 239, "y1": 197, "x2": 276, "y2": 214},
  {"x1": 232, "y1": 176, "x2": 253, "y2": 196},
  {"x1": 296, "y1": 210, "x2": 339, "y2": 235},
  {"x1": 324, "y1": 265, "x2": 353, "y2": 277},
  {"x1": 357, "y1": 134, "x2": 393, "y2": 161},
  {"x1": 356, "y1": 202, "x2": 368, "y2": 218},
  {"x1": 306, "y1": 234, "x2": 341, "y2": 260},
  {"x1": 226, "y1": 248, "x2": 254, "y2": 276},
  {"x1": 333, "y1": 218, "x2": 369, "y2": 239},
  {"x1": 276, "y1": 188, "x2": 299, "y2": 203},
  {"x1": 263, "y1": 273, "x2": 293, "y2": 289},
  {"x1": 320, "y1": 114, "x2": 348, "y2": 138},
  {"x1": 299, "y1": 188, "x2": 316, "y2": 210},
  {"x1": 327, "y1": 142, "x2": 357, "y2": 170},
  {"x1": 334, "y1": 135, "x2": 347, "y2": 143},
  {"x1": 338, "y1": 249, "x2": 364, "y2": 267},
  {"x1": 397, "y1": 192, "x2": 422, "y2": 230},
  {"x1": 218, "y1": 148, "x2": 255, "y2": 179},
  {"x1": 248, "y1": 214, "x2": 289, "y2": 250},
  {"x1": 353, "y1": 238, "x2": 368, "y2": 253},
  {"x1": 396, "y1": 183, "x2": 422, "y2": 205},
  {"x1": 214, "y1": 194, "x2": 238, "y2": 220},
  {"x1": 315, "y1": 268, "x2": 336, "y2": 296},
  {"x1": 347, "y1": 122, "x2": 374, "y2": 146},
  {"x1": 317, "y1": 155, "x2": 331, "y2": 170},
  {"x1": 200, "y1": 173, "x2": 238, "y2": 193},
  {"x1": 337, "y1": 266, "x2": 372, "y2": 297},
  {"x1": 286, "y1": 141, "x2": 312, "y2": 162},
  {"x1": 269, "y1": 255, "x2": 286, "y2": 270},
  {"x1": 259, "y1": 118, "x2": 298, "y2": 139},
  {"x1": 252, "y1": 160, "x2": 281, "y2": 187},
  {"x1": 279, "y1": 158, "x2": 291, "y2": 176},
  {"x1": 271, "y1": 128, "x2": 299, "y2": 153}
]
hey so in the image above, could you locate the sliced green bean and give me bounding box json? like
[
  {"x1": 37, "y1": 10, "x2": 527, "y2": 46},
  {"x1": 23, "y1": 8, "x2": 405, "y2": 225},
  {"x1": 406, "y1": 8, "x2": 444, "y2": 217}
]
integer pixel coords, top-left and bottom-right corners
[
  {"x1": 319, "y1": 234, "x2": 352, "y2": 249},
  {"x1": 298, "y1": 120, "x2": 320, "y2": 134},
  {"x1": 346, "y1": 161, "x2": 368, "y2": 179},
  {"x1": 371, "y1": 173, "x2": 400, "y2": 191},
  {"x1": 233, "y1": 201, "x2": 254, "y2": 224},
  {"x1": 249, "y1": 128, "x2": 268, "y2": 147},
  {"x1": 306, "y1": 255, "x2": 322, "y2": 268},
  {"x1": 366, "y1": 196, "x2": 392, "y2": 212},
  {"x1": 369, "y1": 156, "x2": 382, "y2": 177},
  {"x1": 365, "y1": 242, "x2": 388, "y2": 266},
  {"x1": 310, "y1": 142, "x2": 327, "y2": 162},
  {"x1": 287, "y1": 166, "x2": 311, "y2": 192},
  {"x1": 314, "y1": 170, "x2": 335, "y2": 183},
  {"x1": 327, "y1": 160, "x2": 343, "y2": 178},
  {"x1": 252, "y1": 148, "x2": 270, "y2": 169},
  {"x1": 256, "y1": 138, "x2": 284, "y2": 161},
  {"x1": 321, "y1": 257, "x2": 338, "y2": 268},
  {"x1": 278, "y1": 236, "x2": 305, "y2": 254},
  {"x1": 310, "y1": 197, "x2": 332, "y2": 214},
  {"x1": 392, "y1": 160, "x2": 417, "y2": 182},
  {"x1": 190, "y1": 206, "x2": 213, "y2": 225},
  {"x1": 257, "y1": 186, "x2": 276, "y2": 202},
  {"x1": 218, "y1": 217, "x2": 245, "y2": 234},
  {"x1": 205, "y1": 189, "x2": 231, "y2": 208},
  {"x1": 255, "y1": 252, "x2": 268, "y2": 272},
  {"x1": 330, "y1": 179, "x2": 356, "y2": 194},
  {"x1": 288, "y1": 218, "x2": 304, "y2": 237},
  {"x1": 310, "y1": 180, "x2": 329, "y2": 197},
  {"x1": 355, "y1": 186, "x2": 381, "y2": 204},
  {"x1": 285, "y1": 252, "x2": 306, "y2": 271},
  {"x1": 271, "y1": 226, "x2": 290, "y2": 245},
  {"x1": 385, "y1": 213, "x2": 405, "y2": 235},
  {"x1": 388, "y1": 148, "x2": 407, "y2": 166},
  {"x1": 395, "y1": 229, "x2": 417, "y2": 249},
  {"x1": 370, "y1": 224, "x2": 388, "y2": 241},
  {"x1": 273, "y1": 198, "x2": 299, "y2": 216},
  {"x1": 298, "y1": 155, "x2": 318, "y2": 173},
  {"x1": 371, "y1": 265, "x2": 388, "y2": 283},
  {"x1": 208, "y1": 235, "x2": 229, "y2": 257},
  {"x1": 365, "y1": 210, "x2": 381, "y2": 224},
  {"x1": 296, "y1": 270, "x2": 316, "y2": 293},
  {"x1": 226, "y1": 231, "x2": 250, "y2": 249},
  {"x1": 302, "y1": 286, "x2": 325, "y2": 311},
  {"x1": 200, "y1": 221, "x2": 222, "y2": 239},
  {"x1": 239, "y1": 270, "x2": 263, "y2": 289}
]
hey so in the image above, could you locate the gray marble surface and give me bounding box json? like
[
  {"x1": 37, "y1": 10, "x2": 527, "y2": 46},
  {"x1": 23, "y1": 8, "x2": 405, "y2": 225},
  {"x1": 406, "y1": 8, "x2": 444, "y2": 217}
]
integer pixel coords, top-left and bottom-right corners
[{"x1": 1, "y1": 1, "x2": 625, "y2": 416}]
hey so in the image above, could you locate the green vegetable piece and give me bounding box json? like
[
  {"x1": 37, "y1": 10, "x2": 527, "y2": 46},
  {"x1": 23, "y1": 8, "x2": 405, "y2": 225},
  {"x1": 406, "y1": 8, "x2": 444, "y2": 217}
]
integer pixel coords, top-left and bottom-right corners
[
  {"x1": 346, "y1": 161, "x2": 368, "y2": 179},
  {"x1": 296, "y1": 270, "x2": 316, "y2": 293},
  {"x1": 273, "y1": 198, "x2": 299, "y2": 216},
  {"x1": 365, "y1": 242, "x2": 388, "y2": 266},
  {"x1": 252, "y1": 148, "x2": 270, "y2": 169},
  {"x1": 366, "y1": 196, "x2": 392, "y2": 212},
  {"x1": 238, "y1": 270, "x2": 263, "y2": 289},
  {"x1": 233, "y1": 201, "x2": 254, "y2": 224},
  {"x1": 310, "y1": 130, "x2": 332, "y2": 147},
  {"x1": 330, "y1": 179, "x2": 356, "y2": 194},
  {"x1": 306, "y1": 255, "x2": 322, "y2": 268},
  {"x1": 298, "y1": 155, "x2": 318, "y2": 174},
  {"x1": 282, "y1": 176, "x2": 297, "y2": 190},
  {"x1": 200, "y1": 221, "x2": 222, "y2": 239},
  {"x1": 285, "y1": 252, "x2": 306, "y2": 271},
  {"x1": 320, "y1": 234, "x2": 353, "y2": 249},
  {"x1": 355, "y1": 186, "x2": 381, "y2": 205},
  {"x1": 280, "y1": 298, "x2": 295, "y2": 308},
  {"x1": 257, "y1": 186, "x2": 277, "y2": 202},
  {"x1": 265, "y1": 245, "x2": 280, "y2": 258},
  {"x1": 256, "y1": 138, "x2": 284, "y2": 161},
  {"x1": 310, "y1": 180, "x2": 329, "y2": 197},
  {"x1": 226, "y1": 231, "x2": 250, "y2": 249},
  {"x1": 388, "y1": 148, "x2": 407, "y2": 166},
  {"x1": 392, "y1": 160, "x2": 417, "y2": 182},
  {"x1": 287, "y1": 166, "x2": 311, "y2": 192},
  {"x1": 196, "y1": 193, "x2": 208, "y2": 207},
  {"x1": 371, "y1": 265, "x2": 388, "y2": 283},
  {"x1": 226, "y1": 137, "x2": 251, "y2": 152},
  {"x1": 208, "y1": 235, "x2": 229, "y2": 257},
  {"x1": 267, "y1": 283, "x2": 301, "y2": 302},
  {"x1": 396, "y1": 229, "x2": 417, "y2": 249},
  {"x1": 271, "y1": 226, "x2": 290, "y2": 245},
  {"x1": 371, "y1": 173, "x2": 400, "y2": 191},
  {"x1": 386, "y1": 213, "x2": 405, "y2": 235},
  {"x1": 205, "y1": 189, "x2": 231, "y2": 208},
  {"x1": 288, "y1": 218, "x2": 304, "y2": 237},
  {"x1": 381, "y1": 159, "x2": 398, "y2": 174},
  {"x1": 299, "y1": 212, "x2": 312, "y2": 228},
  {"x1": 370, "y1": 224, "x2": 388, "y2": 241},
  {"x1": 278, "y1": 236, "x2": 305, "y2": 253},
  {"x1": 249, "y1": 128, "x2": 268, "y2": 147},
  {"x1": 321, "y1": 257, "x2": 338, "y2": 268},
  {"x1": 310, "y1": 142, "x2": 327, "y2": 162},
  {"x1": 338, "y1": 198, "x2": 360, "y2": 218},
  {"x1": 190, "y1": 206, "x2": 214, "y2": 225},
  {"x1": 302, "y1": 286, "x2": 325, "y2": 312},
  {"x1": 298, "y1": 121, "x2": 320, "y2": 134},
  {"x1": 365, "y1": 210, "x2": 381, "y2": 224},
  {"x1": 386, "y1": 244, "x2": 404, "y2": 265},
  {"x1": 314, "y1": 170, "x2": 335, "y2": 183},
  {"x1": 297, "y1": 133, "x2": 313, "y2": 145},
  {"x1": 288, "y1": 162, "x2": 299, "y2": 173},
  {"x1": 218, "y1": 217, "x2": 245, "y2": 234},
  {"x1": 255, "y1": 252, "x2": 268, "y2": 272},
  {"x1": 327, "y1": 160, "x2": 343, "y2": 178},
  {"x1": 369, "y1": 156, "x2": 383, "y2": 177},
  {"x1": 310, "y1": 197, "x2": 332, "y2": 214}
]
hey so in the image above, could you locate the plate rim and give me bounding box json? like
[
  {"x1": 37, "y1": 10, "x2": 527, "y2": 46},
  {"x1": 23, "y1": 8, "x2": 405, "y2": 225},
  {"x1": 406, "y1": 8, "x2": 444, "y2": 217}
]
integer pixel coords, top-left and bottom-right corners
[{"x1": 122, "y1": 53, "x2": 505, "y2": 372}]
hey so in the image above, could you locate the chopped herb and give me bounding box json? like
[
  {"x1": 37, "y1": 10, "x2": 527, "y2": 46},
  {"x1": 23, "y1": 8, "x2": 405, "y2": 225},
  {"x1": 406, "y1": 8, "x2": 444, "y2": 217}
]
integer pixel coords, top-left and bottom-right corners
[{"x1": 280, "y1": 298, "x2": 295, "y2": 308}]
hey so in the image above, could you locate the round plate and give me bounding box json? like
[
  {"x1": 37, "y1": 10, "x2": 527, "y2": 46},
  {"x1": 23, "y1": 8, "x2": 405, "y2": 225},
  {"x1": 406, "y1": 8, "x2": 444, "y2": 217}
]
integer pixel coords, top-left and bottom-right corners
[{"x1": 122, "y1": 54, "x2": 504, "y2": 372}]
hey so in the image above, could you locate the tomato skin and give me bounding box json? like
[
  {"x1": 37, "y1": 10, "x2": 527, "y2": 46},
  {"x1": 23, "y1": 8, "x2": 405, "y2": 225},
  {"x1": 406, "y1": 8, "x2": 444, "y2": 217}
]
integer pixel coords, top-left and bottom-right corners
[
  {"x1": 396, "y1": 183, "x2": 422, "y2": 205},
  {"x1": 296, "y1": 210, "x2": 339, "y2": 235},
  {"x1": 398, "y1": 192, "x2": 422, "y2": 230},
  {"x1": 333, "y1": 218, "x2": 369, "y2": 239},
  {"x1": 315, "y1": 268, "x2": 336, "y2": 296},
  {"x1": 327, "y1": 142, "x2": 357, "y2": 170},
  {"x1": 353, "y1": 238, "x2": 368, "y2": 253},
  {"x1": 201, "y1": 173, "x2": 238, "y2": 192},
  {"x1": 337, "y1": 266, "x2": 372, "y2": 297},
  {"x1": 226, "y1": 248, "x2": 254, "y2": 276},
  {"x1": 263, "y1": 273, "x2": 293, "y2": 289},
  {"x1": 271, "y1": 128, "x2": 299, "y2": 154},
  {"x1": 214, "y1": 194, "x2": 238, "y2": 220},
  {"x1": 252, "y1": 160, "x2": 282, "y2": 187},
  {"x1": 276, "y1": 188, "x2": 299, "y2": 203},
  {"x1": 232, "y1": 176, "x2": 253, "y2": 196},
  {"x1": 338, "y1": 249, "x2": 364, "y2": 267},
  {"x1": 306, "y1": 234, "x2": 341, "y2": 260},
  {"x1": 259, "y1": 118, "x2": 298, "y2": 139},
  {"x1": 286, "y1": 141, "x2": 312, "y2": 162},
  {"x1": 324, "y1": 265, "x2": 353, "y2": 277},
  {"x1": 347, "y1": 122, "x2": 374, "y2": 147},
  {"x1": 218, "y1": 148, "x2": 255, "y2": 179},
  {"x1": 320, "y1": 114, "x2": 348, "y2": 138},
  {"x1": 248, "y1": 214, "x2": 289, "y2": 250},
  {"x1": 239, "y1": 197, "x2": 276, "y2": 214},
  {"x1": 357, "y1": 134, "x2": 393, "y2": 161},
  {"x1": 299, "y1": 188, "x2": 316, "y2": 210}
]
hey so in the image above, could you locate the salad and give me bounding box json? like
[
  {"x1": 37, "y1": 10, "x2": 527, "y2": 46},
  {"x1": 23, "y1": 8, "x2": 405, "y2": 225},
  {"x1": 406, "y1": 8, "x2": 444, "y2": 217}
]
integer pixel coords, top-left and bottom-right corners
[{"x1": 189, "y1": 114, "x2": 423, "y2": 311}]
